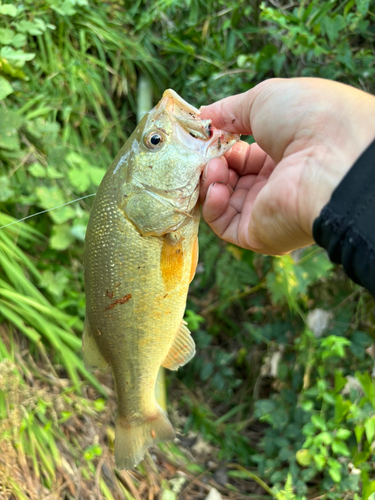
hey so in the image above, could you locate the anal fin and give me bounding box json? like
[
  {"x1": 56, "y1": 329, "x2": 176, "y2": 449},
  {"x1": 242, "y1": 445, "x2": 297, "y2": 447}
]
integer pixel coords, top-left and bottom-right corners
[
  {"x1": 82, "y1": 320, "x2": 108, "y2": 371},
  {"x1": 162, "y1": 321, "x2": 195, "y2": 371}
]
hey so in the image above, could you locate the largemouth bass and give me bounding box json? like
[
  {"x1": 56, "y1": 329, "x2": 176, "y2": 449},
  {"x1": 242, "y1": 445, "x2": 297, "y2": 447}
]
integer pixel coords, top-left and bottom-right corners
[{"x1": 83, "y1": 89, "x2": 239, "y2": 470}]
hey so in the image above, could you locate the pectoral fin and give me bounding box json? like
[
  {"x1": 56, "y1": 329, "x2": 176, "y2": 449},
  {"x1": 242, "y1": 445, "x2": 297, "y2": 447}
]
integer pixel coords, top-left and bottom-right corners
[
  {"x1": 82, "y1": 320, "x2": 108, "y2": 371},
  {"x1": 162, "y1": 321, "x2": 195, "y2": 371},
  {"x1": 122, "y1": 191, "x2": 186, "y2": 236}
]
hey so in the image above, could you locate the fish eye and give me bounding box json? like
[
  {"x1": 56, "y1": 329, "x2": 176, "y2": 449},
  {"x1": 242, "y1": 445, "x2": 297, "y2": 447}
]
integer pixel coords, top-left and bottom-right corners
[{"x1": 144, "y1": 131, "x2": 164, "y2": 150}]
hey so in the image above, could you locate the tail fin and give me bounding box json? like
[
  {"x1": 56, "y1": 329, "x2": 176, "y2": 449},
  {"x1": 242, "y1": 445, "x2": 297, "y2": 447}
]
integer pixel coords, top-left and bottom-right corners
[{"x1": 114, "y1": 406, "x2": 175, "y2": 470}]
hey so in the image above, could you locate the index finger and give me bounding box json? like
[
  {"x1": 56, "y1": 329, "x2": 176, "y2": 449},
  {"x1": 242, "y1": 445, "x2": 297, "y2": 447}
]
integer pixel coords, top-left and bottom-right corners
[
  {"x1": 200, "y1": 92, "x2": 253, "y2": 135},
  {"x1": 199, "y1": 81, "x2": 276, "y2": 135}
]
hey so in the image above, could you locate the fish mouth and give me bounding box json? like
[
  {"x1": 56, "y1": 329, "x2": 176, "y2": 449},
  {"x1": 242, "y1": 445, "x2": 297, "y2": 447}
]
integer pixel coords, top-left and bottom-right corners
[
  {"x1": 174, "y1": 122, "x2": 239, "y2": 163},
  {"x1": 149, "y1": 88, "x2": 239, "y2": 167},
  {"x1": 156, "y1": 89, "x2": 239, "y2": 162},
  {"x1": 156, "y1": 89, "x2": 212, "y2": 141},
  {"x1": 205, "y1": 125, "x2": 239, "y2": 159}
]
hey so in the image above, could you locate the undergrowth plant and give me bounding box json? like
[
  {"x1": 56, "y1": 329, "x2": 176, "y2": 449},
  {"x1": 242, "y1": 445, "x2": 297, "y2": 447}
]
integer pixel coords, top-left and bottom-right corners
[{"x1": 182, "y1": 232, "x2": 375, "y2": 499}]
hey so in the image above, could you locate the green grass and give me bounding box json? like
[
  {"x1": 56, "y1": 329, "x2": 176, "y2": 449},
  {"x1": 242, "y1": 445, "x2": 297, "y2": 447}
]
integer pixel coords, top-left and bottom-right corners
[{"x1": 0, "y1": 214, "x2": 104, "y2": 395}]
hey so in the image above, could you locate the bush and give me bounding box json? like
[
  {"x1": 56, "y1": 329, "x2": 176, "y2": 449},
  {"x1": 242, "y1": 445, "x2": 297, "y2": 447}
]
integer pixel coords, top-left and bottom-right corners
[{"x1": 0, "y1": 0, "x2": 374, "y2": 498}]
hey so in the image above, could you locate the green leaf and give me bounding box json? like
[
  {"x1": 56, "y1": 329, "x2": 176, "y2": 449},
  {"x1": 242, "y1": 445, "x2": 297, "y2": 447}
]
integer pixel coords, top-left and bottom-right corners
[
  {"x1": 40, "y1": 269, "x2": 69, "y2": 300},
  {"x1": 46, "y1": 166, "x2": 64, "y2": 179},
  {"x1": 28, "y1": 163, "x2": 47, "y2": 178},
  {"x1": 365, "y1": 416, "x2": 375, "y2": 444},
  {"x1": 0, "y1": 28, "x2": 15, "y2": 45},
  {"x1": 49, "y1": 0, "x2": 88, "y2": 16},
  {"x1": 299, "y1": 248, "x2": 333, "y2": 282},
  {"x1": 295, "y1": 449, "x2": 312, "y2": 467},
  {"x1": 332, "y1": 439, "x2": 350, "y2": 456},
  {"x1": 68, "y1": 167, "x2": 91, "y2": 193},
  {"x1": 322, "y1": 392, "x2": 336, "y2": 405},
  {"x1": 16, "y1": 19, "x2": 47, "y2": 35},
  {"x1": 354, "y1": 424, "x2": 365, "y2": 444},
  {"x1": 200, "y1": 362, "x2": 213, "y2": 381},
  {"x1": 266, "y1": 254, "x2": 309, "y2": 308},
  {"x1": 311, "y1": 414, "x2": 327, "y2": 431},
  {"x1": 336, "y1": 428, "x2": 351, "y2": 440},
  {"x1": 356, "y1": 371, "x2": 374, "y2": 400},
  {"x1": 11, "y1": 33, "x2": 27, "y2": 48},
  {"x1": 35, "y1": 186, "x2": 75, "y2": 224},
  {"x1": 71, "y1": 224, "x2": 86, "y2": 241},
  {"x1": 0, "y1": 55, "x2": 26, "y2": 79},
  {"x1": 216, "y1": 247, "x2": 258, "y2": 299},
  {"x1": 0, "y1": 175, "x2": 14, "y2": 201},
  {"x1": 49, "y1": 206, "x2": 76, "y2": 225},
  {"x1": 336, "y1": 427, "x2": 352, "y2": 439},
  {"x1": 93, "y1": 398, "x2": 106, "y2": 412},
  {"x1": 321, "y1": 16, "x2": 345, "y2": 43},
  {"x1": 266, "y1": 256, "x2": 297, "y2": 305},
  {"x1": 184, "y1": 309, "x2": 204, "y2": 331},
  {"x1": 334, "y1": 371, "x2": 347, "y2": 392},
  {"x1": 362, "y1": 477, "x2": 375, "y2": 500},
  {"x1": 50, "y1": 224, "x2": 75, "y2": 250},
  {"x1": 29, "y1": 119, "x2": 60, "y2": 139},
  {"x1": 237, "y1": 54, "x2": 248, "y2": 67},
  {"x1": 89, "y1": 167, "x2": 106, "y2": 186},
  {"x1": 313, "y1": 454, "x2": 325, "y2": 470},
  {"x1": 314, "y1": 431, "x2": 333, "y2": 445},
  {"x1": 301, "y1": 399, "x2": 314, "y2": 411},
  {"x1": 0, "y1": 4, "x2": 18, "y2": 17},
  {"x1": 0, "y1": 46, "x2": 35, "y2": 63},
  {"x1": 320, "y1": 336, "x2": 351, "y2": 359},
  {"x1": 0, "y1": 76, "x2": 13, "y2": 100},
  {"x1": 0, "y1": 108, "x2": 22, "y2": 150},
  {"x1": 254, "y1": 399, "x2": 277, "y2": 418},
  {"x1": 83, "y1": 443, "x2": 102, "y2": 461},
  {"x1": 161, "y1": 490, "x2": 177, "y2": 500},
  {"x1": 356, "y1": 0, "x2": 370, "y2": 16},
  {"x1": 329, "y1": 467, "x2": 341, "y2": 483}
]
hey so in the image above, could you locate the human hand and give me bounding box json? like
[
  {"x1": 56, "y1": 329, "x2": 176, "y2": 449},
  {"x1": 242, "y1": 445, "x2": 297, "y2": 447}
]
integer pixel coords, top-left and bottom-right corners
[{"x1": 200, "y1": 78, "x2": 375, "y2": 255}]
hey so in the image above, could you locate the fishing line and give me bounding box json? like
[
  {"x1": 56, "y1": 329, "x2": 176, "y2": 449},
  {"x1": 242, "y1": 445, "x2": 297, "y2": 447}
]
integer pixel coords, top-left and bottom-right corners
[{"x1": 0, "y1": 193, "x2": 97, "y2": 230}]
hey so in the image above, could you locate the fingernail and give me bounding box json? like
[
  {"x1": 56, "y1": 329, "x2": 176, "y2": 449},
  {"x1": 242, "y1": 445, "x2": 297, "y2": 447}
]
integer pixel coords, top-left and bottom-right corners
[{"x1": 206, "y1": 183, "x2": 215, "y2": 200}]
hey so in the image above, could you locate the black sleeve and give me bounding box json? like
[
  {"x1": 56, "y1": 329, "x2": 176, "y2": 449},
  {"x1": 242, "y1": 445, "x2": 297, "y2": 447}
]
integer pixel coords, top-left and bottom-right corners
[{"x1": 313, "y1": 139, "x2": 375, "y2": 297}]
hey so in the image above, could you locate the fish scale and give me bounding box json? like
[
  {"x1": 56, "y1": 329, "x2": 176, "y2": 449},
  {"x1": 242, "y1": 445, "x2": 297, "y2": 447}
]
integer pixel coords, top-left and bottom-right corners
[{"x1": 83, "y1": 89, "x2": 239, "y2": 469}]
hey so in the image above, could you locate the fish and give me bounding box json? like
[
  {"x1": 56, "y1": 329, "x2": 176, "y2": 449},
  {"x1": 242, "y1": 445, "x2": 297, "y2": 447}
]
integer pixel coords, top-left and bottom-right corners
[{"x1": 83, "y1": 89, "x2": 239, "y2": 470}]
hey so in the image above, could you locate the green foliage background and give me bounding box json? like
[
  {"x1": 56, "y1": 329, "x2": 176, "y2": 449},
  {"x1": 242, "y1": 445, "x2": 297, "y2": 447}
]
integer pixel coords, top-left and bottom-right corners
[{"x1": 0, "y1": 0, "x2": 374, "y2": 499}]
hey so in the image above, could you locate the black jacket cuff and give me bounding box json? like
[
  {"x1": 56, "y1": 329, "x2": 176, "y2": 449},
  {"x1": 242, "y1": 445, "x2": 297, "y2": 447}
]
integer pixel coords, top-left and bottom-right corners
[{"x1": 313, "y1": 139, "x2": 375, "y2": 297}]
